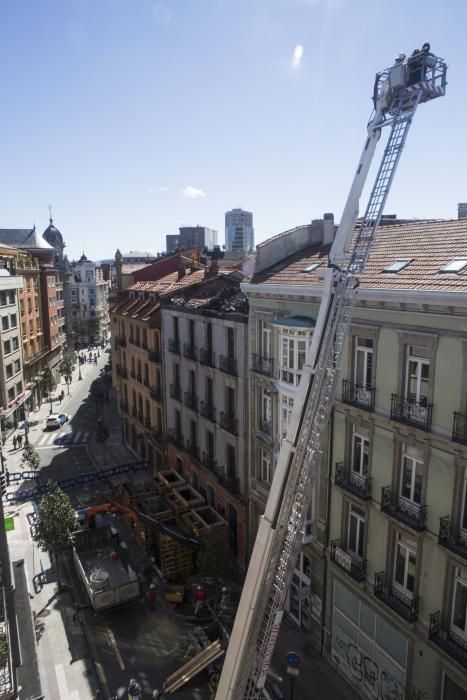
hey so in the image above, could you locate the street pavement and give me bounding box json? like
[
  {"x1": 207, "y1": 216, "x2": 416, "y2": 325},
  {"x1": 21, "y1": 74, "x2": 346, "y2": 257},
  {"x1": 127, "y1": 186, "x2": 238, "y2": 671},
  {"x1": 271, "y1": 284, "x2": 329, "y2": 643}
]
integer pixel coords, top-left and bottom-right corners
[{"x1": 3, "y1": 353, "x2": 359, "y2": 700}]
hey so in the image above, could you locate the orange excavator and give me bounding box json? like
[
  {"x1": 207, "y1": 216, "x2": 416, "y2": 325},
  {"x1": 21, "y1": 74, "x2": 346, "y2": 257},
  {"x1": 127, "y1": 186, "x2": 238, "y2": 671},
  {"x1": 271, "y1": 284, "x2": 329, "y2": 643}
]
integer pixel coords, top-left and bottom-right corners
[{"x1": 84, "y1": 500, "x2": 201, "y2": 550}]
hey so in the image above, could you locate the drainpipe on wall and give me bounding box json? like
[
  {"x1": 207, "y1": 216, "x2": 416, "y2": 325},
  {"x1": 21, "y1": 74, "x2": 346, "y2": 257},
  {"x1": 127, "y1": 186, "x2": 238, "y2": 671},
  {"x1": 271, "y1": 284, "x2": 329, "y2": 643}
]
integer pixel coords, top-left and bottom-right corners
[{"x1": 320, "y1": 406, "x2": 334, "y2": 657}]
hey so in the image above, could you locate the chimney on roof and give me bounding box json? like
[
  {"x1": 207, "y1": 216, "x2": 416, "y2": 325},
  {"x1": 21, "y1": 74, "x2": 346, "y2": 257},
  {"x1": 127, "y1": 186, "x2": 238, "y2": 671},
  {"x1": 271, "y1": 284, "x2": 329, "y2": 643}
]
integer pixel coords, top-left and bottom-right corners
[
  {"x1": 204, "y1": 258, "x2": 219, "y2": 280},
  {"x1": 323, "y1": 213, "x2": 335, "y2": 245},
  {"x1": 458, "y1": 203, "x2": 467, "y2": 219},
  {"x1": 177, "y1": 264, "x2": 186, "y2": 281}
]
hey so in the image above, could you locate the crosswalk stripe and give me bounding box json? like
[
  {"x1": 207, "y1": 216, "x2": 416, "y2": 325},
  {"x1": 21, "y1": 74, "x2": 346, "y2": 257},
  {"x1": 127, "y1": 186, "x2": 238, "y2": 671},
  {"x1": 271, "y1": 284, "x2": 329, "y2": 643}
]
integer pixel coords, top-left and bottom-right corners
[{"x1": 34, "y1": 431, "x2": 90, "y2": 449}]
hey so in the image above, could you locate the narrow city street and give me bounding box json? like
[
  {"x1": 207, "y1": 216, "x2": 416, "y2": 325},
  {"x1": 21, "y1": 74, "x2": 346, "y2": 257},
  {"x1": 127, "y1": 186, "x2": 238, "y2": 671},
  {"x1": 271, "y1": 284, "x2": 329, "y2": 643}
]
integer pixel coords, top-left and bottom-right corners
[{"x1": 4, "y1": 356, "x2": 213, "y2": 700}]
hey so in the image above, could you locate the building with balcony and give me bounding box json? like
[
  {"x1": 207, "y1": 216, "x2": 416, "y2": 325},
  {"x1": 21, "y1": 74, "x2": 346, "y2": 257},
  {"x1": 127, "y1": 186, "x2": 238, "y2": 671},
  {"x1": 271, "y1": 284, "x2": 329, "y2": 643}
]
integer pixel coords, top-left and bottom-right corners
[
  {"x1": 0, "y1": 267, "x2": 27, "y2": 438},
  {"x1": 244, "y1": 214, "x2": 467, "y2": 699},
  {"x1": 68, "y1": 254, "x2": 109, "y2": 345},
  {"x1": 111, "y1": 261, "x2": 207, "y2": 472},
  {"x1": 0, "y1": 226, "x2": 66, "y2": 385},
  {"x1": 161, "y1": 265, "x2": 249, "y2": 567}
]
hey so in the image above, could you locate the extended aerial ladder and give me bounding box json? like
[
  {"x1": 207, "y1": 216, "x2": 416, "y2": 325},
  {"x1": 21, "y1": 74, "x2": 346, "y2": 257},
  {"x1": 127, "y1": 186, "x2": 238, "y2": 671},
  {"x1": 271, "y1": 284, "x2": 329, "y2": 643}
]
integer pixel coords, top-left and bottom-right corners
[{"x1": 216, "y1": 45, "x2": 447, "y2": 700}]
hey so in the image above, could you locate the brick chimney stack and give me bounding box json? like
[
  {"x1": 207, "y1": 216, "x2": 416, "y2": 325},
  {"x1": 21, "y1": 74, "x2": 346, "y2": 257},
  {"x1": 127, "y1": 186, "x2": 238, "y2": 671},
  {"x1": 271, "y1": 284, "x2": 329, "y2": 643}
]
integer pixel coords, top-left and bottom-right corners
[{"x1": 458, "y1": 203, "x2": 467, "y2": 219}]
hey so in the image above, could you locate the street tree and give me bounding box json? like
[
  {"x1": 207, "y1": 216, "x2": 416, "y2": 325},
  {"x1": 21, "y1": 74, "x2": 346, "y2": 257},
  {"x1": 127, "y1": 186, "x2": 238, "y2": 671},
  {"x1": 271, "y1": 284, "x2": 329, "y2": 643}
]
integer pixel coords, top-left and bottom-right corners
[
  {"x1": 40, "y1": 366, "x2": 56, "y2": 414},
  {"x1": 59, "y1": 355, "x2": 75, "y2": 395},
  {"x1": 21, "y1": 443, "x2": 40, "y2": 471},
  {"x1": 32, "y1": 480, "x2": 76, "y2": 589}
]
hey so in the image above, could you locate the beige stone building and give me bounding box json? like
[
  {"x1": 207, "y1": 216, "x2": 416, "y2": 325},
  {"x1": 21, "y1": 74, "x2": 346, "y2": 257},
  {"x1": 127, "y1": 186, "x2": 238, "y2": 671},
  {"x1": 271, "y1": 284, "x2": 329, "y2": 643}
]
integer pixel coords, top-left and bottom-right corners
[{"x1": 243, "y1": 215, "x2": 467, "y2": 700}]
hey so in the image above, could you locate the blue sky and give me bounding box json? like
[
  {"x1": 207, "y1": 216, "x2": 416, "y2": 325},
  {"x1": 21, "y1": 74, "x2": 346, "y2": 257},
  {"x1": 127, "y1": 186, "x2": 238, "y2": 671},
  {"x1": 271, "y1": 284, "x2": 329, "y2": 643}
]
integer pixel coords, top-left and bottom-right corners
[{"x1": 1, "y1": 0, "x2": 465, "y2": 260}]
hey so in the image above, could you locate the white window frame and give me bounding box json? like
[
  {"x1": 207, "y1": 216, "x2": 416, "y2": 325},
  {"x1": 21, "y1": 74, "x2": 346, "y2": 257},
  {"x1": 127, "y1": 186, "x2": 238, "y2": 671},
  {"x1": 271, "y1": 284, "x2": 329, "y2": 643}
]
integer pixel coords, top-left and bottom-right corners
[
  {"x1": 460, "y1": 472, "x2": 467, "y2": 538},
  {"x1": 393, "y1": 536, "x2": 416, "y2": 600},
  {"x1": 351, "y1": 431, "x2": 369, "y2": 488},
  {"x1": 451, "y1": 568, "x2": 467, "y2": 642},
  {"x1": 280, "y1": 393, "x2": 294, "y2": 442},
  {"x1": 399, "y1": 454, "x2": 423, "y2": 514},
  {"x1": 278, "y1": 328, "x2": 309, "y2": 386},
  {"x1": 405, "y1": 352, "x2": 430, "y2": 404},
  {"x1": 260, "y1": 450, "x2": 272, "y2": 484},
  {"x1": 354, "y1": 336, "x2": 374, "y2": 388},
  {"x1": 261, "y1": 389, "x2": 272, "y2": 425},
  {"x1": 347, "y1": 505, "x2": 365, "y2": 559},
  {"x1": 259, "y1": 319, "x2": 271, "y2": 359}
]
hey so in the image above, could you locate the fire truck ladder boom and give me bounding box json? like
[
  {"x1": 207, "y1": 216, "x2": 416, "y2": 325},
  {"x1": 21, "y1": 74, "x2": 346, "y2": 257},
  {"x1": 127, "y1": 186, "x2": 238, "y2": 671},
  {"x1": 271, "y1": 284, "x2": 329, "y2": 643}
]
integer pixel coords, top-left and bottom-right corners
[{"x1": 216, "y1": 46, "x2": 447, "y2": 700}]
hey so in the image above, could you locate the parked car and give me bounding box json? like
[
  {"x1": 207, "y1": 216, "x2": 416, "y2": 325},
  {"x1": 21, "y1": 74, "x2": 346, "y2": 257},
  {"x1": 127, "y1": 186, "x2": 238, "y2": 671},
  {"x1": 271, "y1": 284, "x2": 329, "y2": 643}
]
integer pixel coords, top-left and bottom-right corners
[{"x1": 46, "y1": 413, "x2": 69, "y2": 429}]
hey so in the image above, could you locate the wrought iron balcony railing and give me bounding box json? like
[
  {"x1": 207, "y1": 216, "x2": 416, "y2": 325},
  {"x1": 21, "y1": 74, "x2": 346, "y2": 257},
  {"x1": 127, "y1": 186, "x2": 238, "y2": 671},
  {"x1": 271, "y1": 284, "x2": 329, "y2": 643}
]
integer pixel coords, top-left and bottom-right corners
[
  {"x1": 183, "y1": 343, "x2": 197, "y2": 361},
  {"x1": 220, "y1": 412, "x2": 238, "y2": 436},
  {"x1": 168, "y1": 338, "x2": 180, "y2": 354},
  {"x1": 391, "y1": 393, "x2": 433, "y2": 432},
  {"x1": 150, "y1": 386, "x2": 162, "y2": 401},
  {"x1": 438, "y1": 516, "x2": 467, "y2": 561},
  {"x1": 453, "y1": 412, "x2": 467, "y2": 445},
  {"x1": 185, "y1": 439, "x2": 199, "y2": 460},
  {"x1": 330, "y1": 540, "x2": 367, "y2": 583},
  {"x1": 334, "y1": 461, "x2": 372, "y2": 501},
  {"x1": 200, "y1": 401, "x2": 216, "y2": 422},
  {"x1": 219, "y1": 355, "x2": 237, "y2": 377},
  {"x1": 167, "y1": 428, "x2": 183, "y2": 448},
  {"x1": 342, "y1": 379, "x2": 375, "y2": 411},
  {"x1": 184, "y1": 391, "x2": 198, "y2": 412},
  {"x1": 374, "y1": 572, "x2": 419, "y2": 623},
  {"x1": 429, "y1": 611, "x2": 467, "y2": 669},
  {"x1": 252, "y1": 354, "x2": 274, "y2": 378},
  {"x1": 170, "y1": 384, "x2": 182, "y2": 401},
  {"x1": 116, "y1": 365, "x2": 128, "y2": 379},
  {"x1": 381, "y1": 486, "x2": 427, "y2": 531},
  {"x1": 199, "y1": 348, "x2": 215, "y2": 368},
  {"x1": 148, "y1": 349, "x2": 161, "y2": 363},
  {"x1": 259, "y1": 418, "x2": 272, "y2": 436},
  {"x1": 201, "y1": 451, "x2": 217, "y2": 473}
]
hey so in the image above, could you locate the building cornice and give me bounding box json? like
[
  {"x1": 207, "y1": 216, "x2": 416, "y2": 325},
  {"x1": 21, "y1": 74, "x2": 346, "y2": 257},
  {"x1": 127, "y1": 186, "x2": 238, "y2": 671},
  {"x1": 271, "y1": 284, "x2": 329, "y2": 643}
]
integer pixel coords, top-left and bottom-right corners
[{"x1": 241, "y1": 282, "x2": 467, "y2": 308}]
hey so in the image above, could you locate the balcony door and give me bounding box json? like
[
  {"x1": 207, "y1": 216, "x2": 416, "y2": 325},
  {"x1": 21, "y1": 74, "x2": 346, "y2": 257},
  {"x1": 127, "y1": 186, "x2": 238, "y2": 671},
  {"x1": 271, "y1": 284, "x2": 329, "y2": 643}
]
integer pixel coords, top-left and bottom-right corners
[
  {"x1": 405, "y1": 351, "x2": 429, "y2": 423},
  {"x1": 393, "y1": 537, "x2": 416, "y2": 601},
  {"x1": 351, "y1": 431, "x2": 369, "y2": 490},
  {"x1": 288, "y1": 552, "x2": 311, "y2": 629},
  {"x1": 353, "y1": 337, "x2": 373, "y2": 405},
  {"x1": 347, "y1": 505, "x2": 365, "y2": 560},
  {"x1": 399, "y1": 454, "x2": 423, "y2": 519},
  {"x1": 451, "y1": 569, "x2": 467, "y2": 643}
]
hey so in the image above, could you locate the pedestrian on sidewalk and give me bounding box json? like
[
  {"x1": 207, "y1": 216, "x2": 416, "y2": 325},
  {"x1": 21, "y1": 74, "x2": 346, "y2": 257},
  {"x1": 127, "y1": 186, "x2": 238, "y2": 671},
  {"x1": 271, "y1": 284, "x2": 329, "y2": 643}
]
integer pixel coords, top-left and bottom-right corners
[
  {"x1": 147, "y1": 583, "x2": 157, "y2": 611},
  {"x1": 12, "y1": 435, "x2": 17, "y2": 450},
  {"x1": 194, "y1": 585, "x2": 207, "y2": 615},
  {"x1": 17, "y1": 434, "x2": 22, "y2": 449}
]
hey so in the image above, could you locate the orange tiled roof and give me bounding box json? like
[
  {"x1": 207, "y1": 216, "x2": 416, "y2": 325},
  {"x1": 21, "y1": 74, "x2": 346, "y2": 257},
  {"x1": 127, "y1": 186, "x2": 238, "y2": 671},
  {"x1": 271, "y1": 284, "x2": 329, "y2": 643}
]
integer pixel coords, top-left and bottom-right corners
[
  {"x1": 252, "y1": 219, "x2": 467, "y2": 292},
  {"x1": 129, "y1": 269, "x2": 206, "y2": 294}
]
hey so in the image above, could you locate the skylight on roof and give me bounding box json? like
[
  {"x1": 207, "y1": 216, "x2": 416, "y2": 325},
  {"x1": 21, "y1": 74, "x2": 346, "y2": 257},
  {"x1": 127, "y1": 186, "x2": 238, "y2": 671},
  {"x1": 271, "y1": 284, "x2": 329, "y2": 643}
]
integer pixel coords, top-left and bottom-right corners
[
  {"x1": 300, "y1": 263, "x2": 321, "y2": 273},
  {"x1": 382, "y1": 259, "x2": 413, "y2": 273},
  {"x1": 439, "y1": 258, "x2": 467, "y2": 273}
]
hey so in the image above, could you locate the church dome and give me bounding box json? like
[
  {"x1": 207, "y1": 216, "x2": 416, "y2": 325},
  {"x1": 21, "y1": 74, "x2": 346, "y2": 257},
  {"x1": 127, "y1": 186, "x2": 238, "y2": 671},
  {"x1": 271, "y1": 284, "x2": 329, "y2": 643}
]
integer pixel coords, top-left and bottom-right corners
[{"x1": 43, "y1": 217, "x2": 64, "y2": 248}]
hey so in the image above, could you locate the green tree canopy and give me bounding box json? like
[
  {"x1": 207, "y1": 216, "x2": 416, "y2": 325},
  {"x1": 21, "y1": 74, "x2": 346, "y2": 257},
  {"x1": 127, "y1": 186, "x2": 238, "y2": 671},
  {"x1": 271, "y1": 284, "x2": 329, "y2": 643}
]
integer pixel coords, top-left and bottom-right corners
[
  {"x1": 21, "y1": 443, "x2": 40, "y2": 471},
  {"x1": 40, "y1": 366, "x2": 56, "y2": 396},
  {"x1": 32, "y1": 481, "x2": 76, "y2": 554},
  {"x1": 59, "y1": 355, "x2": 75, "y2": 381}
]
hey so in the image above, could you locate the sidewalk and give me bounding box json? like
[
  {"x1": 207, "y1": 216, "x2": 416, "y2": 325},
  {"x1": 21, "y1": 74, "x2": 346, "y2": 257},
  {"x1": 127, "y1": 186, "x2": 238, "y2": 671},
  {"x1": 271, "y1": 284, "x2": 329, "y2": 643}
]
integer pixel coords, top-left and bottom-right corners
[
  {"x1": 271, "y1": 616, "x2": 359, "y2": 700},
  {"x1": 4, "y1": 356, "x2": 109, "y2": 699},
  {"x1": 3, "y1": 355, "x2": 106, "y2": 467}
]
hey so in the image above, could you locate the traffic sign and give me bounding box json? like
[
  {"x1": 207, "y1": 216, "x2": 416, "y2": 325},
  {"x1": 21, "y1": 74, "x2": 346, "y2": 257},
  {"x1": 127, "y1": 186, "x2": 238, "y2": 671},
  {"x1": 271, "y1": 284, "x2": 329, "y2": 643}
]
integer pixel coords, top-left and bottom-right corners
[{"x1": 285, "y1": 651, "x2": 302, "y2": 669}]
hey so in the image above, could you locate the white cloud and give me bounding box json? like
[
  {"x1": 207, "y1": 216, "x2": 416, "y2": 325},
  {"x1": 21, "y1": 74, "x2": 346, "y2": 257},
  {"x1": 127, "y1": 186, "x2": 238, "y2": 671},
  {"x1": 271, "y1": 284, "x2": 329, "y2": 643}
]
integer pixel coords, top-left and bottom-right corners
[
  {"x1": 292, "y1": 45, "x2": 304, "y2": 68},
  {"x1": 159, "y1": 186, "x2": 169, "y2": 191},
  {"x1": 182, "y1": 186, "x2": 207, "y2": 199}
]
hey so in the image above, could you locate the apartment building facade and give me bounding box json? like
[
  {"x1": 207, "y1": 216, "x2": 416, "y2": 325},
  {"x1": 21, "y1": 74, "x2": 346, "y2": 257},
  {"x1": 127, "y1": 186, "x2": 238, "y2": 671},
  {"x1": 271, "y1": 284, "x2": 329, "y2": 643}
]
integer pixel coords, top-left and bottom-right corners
[
  {"x1": 161, "y1": 270, "x2": 249, "y2": 567},
  {"x1": 244, "y1": 216, "x2": 467, "y2": 700},
  {"x1": 111, "y1": 265, "x2": 206, "y2": 472},
  {"x1": 0, "y1": 270, "x2": 27, "y2": 438},
  {"x1": 69, "y1": 254, "x2": 109, "y2": 345}
]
